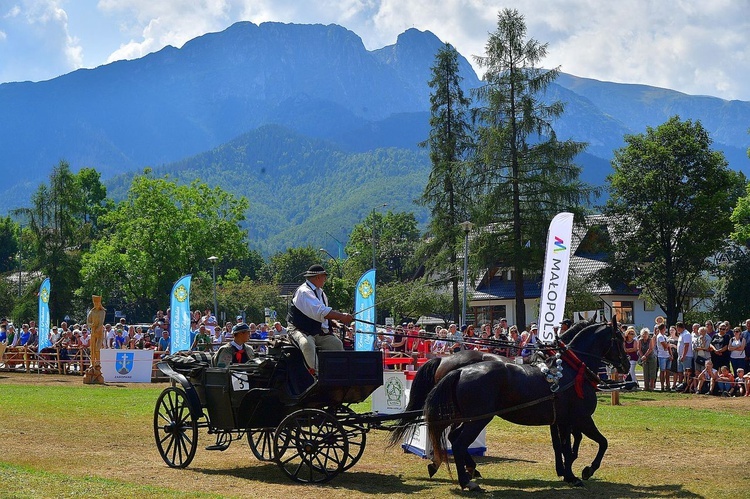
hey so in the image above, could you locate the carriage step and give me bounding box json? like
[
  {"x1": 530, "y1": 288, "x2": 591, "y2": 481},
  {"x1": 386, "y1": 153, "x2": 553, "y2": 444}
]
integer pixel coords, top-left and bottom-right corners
[{"x1": 205, "y1": 443, "x2": 230, "y2": 451}]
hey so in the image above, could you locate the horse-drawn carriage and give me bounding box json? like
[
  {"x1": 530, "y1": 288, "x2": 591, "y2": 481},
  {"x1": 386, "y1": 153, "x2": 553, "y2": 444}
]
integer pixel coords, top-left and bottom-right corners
[
  {"x1": 155, "y1": 319, "x2": 629, "y2": 490},
  {"x1": 154, "y1": 343, "x2": 402, "y2": 483}
]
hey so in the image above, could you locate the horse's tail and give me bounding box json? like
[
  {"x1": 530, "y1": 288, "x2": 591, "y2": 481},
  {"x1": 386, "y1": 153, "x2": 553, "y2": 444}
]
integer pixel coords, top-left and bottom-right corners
[
  {"x1": 387, "y1": 357, "x2": 442, "y2": 447},
  {"x1": 424, "y1": 369, "x2": 462, "y2": 469}
]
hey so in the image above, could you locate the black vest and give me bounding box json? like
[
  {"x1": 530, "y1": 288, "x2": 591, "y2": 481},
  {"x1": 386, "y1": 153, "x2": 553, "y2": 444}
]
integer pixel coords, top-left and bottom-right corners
[{"x1": 287, "y1": 282, "x2": 326, "y2": 336}]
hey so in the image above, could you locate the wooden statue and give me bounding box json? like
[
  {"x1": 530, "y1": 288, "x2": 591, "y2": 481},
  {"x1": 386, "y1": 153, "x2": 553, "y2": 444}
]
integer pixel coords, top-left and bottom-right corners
[{"x1": 83, "y1": 295, "x2": 106, "y2": 384}]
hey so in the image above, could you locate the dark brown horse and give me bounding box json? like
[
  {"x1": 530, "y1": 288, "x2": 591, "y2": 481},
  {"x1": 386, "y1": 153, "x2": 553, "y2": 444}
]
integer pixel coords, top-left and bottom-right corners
[
  {"x1": 396, "y1": 320, "x2": 628, "y2": 491},
  {"x1": 389, "y1": 319, "x2": 594, "y2": 483}
]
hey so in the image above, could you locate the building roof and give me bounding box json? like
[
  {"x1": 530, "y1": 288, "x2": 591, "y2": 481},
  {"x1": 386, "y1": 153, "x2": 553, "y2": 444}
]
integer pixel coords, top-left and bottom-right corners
[
  {"x1": 474, "y1": 276, "x2": 543, "y2": 300},
  {"x1": 473, "y1": 214, "x2": 639, "y2": 301}
]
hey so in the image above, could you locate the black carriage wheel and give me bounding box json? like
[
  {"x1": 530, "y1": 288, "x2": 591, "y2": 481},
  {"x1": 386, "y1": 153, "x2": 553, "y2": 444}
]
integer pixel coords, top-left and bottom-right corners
[
  {"x1": 154, "y1": 387, "x2": 198, "y2": 468},
  {"x1": 274, "y1": 408, "x2": 349, "y2": 483},
  {"x1": 333, "y1": 406, "x2": 367, "y2": 471},
  {"x1": 247, "y1": 428, "x2": 275, "y2": 461}
]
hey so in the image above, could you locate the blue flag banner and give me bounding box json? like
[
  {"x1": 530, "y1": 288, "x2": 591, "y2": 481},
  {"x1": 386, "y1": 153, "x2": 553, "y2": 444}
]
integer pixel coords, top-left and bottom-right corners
[
  {"x1": 169, "y1": 275, "x2": 192, "y2": 353},
  {"x1": 355, "y1": 269, "x2": 376, "y2": 352},
  {"x1": 37, "y1": 278, "x2": 51, "y2": 351}
]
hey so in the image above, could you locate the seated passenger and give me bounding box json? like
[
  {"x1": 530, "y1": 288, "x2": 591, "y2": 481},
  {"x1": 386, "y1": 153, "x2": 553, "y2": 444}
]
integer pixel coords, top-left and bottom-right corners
[{"x1": 213, "y1": 323, "x2": 255, "y2": 367}]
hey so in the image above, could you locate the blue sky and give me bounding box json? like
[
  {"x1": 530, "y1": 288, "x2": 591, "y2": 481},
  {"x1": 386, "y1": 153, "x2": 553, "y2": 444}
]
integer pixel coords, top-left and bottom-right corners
[{"x1": 1, "y1": 0, "x2": 749, "y2": 101}]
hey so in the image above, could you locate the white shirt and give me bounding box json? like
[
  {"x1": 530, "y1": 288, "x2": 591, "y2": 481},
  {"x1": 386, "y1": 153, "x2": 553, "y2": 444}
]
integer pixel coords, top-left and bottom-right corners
[
  {"x1": 678, "y1": 330, "x2": 693, "y2": 357},
  {"x1": 271, "y1": 326, "x2": 288, "y2": 337},
  {"x1": 656, "y1": 332, "x2": 671, "y2": 358},
  {"x1": 292, "y1": 280, "x2": 332, "y2": 332},
  {"x1": 730, "y1": 336, "x2": 745, "y2": 359},
  {"x1": 105, "y1": 329, "x2": 115, "y2": 348}
]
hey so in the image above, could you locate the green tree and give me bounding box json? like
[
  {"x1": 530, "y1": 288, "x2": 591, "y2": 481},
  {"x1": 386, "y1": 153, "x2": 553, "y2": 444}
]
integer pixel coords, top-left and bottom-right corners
[
  {"x1": 711, "y1": 247, "x2": 750, "y2": 324},
  {"x1": 731, "y1": 180, "x2": 750, "y2": 247},
  {"x1": 80, "y1": 174, "x2": 249, "y2": 314},
  {"x1": 378, "y1": 280, "x2": 454, "y2": 326},
  {"x1": 470, "y1": 9, "x2": 595, "y2": 328},
  {"x1": 0, "y1": 217, "x2": 19, "y2": 273},
  {"x1": 345, "y1": 211, "x2": 420, "y2": 284},
  {"x1": 266, "y1": 246, "x2": 320, "y2": 283},
  {"x1": 14, "y1": 161, "x2": 86, "y2": 321},
  {"x1": 604, "y1": 116, "x2": 740, "y2": 325},
  {"x1": 73, "y1": 167, "x2": 111, "y2": 249},
  {"x1": 417, "y1": 43, "x2": 473, "y2": 323},
  {"x1": 189, "y1": 273, "x2": 289, "y2": 324}
]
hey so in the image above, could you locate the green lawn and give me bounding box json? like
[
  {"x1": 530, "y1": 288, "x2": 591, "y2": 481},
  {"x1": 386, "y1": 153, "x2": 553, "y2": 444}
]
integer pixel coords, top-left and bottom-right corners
[{"x1": 1, "y1": 376, "x2": 748, "y2": 498}]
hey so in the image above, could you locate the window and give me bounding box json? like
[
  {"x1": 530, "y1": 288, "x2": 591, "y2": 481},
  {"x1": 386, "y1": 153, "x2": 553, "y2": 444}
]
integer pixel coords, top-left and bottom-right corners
[
  {"x1": 475, "y1": 305, "x2": 506, "y2": 327},
  {"x1": 612, "y1": 301, "x2": 634, "y2": 325}
]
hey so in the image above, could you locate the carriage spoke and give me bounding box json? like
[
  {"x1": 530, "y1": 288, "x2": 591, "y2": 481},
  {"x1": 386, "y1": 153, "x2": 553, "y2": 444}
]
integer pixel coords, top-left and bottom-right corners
[{"x1": 154, "y1": 387, "x2": 198, "y2": 469}]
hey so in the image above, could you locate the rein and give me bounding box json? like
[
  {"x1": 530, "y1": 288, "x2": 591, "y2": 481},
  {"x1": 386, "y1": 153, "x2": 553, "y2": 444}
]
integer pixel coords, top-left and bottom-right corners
[{"x1": 552, "y1": 342, "x2": 601, "y2": 398}]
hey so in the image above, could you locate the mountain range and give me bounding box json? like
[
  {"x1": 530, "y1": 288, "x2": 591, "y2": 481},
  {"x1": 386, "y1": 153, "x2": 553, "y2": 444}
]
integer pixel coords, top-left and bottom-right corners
[{"x1": 2, "y1": 21, "x2": 749, "y2": 254}]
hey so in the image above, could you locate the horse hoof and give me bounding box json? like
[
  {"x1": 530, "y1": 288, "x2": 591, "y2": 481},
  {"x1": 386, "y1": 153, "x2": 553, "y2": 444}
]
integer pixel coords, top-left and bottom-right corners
[
  {"x1": 427, "y1": 463, "x2": 438, "y2": 478},
  {"x1": 582, "y1": 466, "x2": 593, "y2": 480},
  {"x1": 564, "y1": 476, "x2": 584, "y2": 487},
  {"x1": 466, "y1": 467, "x2": 482, "y2": 479},
  {"x1": 464, "y1": 481, "x2": 484, "y2": 492}
]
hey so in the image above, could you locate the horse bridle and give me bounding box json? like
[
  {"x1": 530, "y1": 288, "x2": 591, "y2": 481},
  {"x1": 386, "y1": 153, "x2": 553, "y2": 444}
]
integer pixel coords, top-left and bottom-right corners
[{"x1": 568, "y1": 324, "x2": 627, "y2": 371}]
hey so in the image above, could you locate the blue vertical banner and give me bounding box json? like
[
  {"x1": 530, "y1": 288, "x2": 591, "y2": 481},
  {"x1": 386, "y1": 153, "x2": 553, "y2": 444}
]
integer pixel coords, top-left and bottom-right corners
[
  {"x1": 37, "y1": 278, "x2": 51, "y2": 351},
  {"x1": 169, "y1": 275, "x2": 192, "y2": 353},
  {"x1": 355, "y1": 269, "x2": 376, "y2": 351}
]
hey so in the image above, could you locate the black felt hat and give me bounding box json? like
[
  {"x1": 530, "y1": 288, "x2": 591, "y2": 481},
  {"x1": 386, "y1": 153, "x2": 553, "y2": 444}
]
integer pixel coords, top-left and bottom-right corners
[{"x1": 303, "y1": 264, "x2": 328, "y2": 277}]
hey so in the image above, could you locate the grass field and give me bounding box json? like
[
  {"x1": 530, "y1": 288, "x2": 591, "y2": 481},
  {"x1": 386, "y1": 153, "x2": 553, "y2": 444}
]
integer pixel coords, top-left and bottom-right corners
[{"x1": 1, "y1": 372, "x2": 749, "y2": 498}]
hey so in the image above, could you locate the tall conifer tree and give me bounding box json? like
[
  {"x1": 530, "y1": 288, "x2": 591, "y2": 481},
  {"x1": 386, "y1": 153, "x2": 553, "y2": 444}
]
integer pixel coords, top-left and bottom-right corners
[
  {"x1": 418, "y1": 43, "x2": 473, "y2": 323},
  {"x1": 471, "y1": 9, "x2": 594, "y2": 328}
]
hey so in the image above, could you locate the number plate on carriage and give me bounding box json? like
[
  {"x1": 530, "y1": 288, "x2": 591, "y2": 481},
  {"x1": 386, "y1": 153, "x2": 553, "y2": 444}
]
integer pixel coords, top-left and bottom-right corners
[{"x1": 231, "y1": 372, "x2": 250, "y2": 392}]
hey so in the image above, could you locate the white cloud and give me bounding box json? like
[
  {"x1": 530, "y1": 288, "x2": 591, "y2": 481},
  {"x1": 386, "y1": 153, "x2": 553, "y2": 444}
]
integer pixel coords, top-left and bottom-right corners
[
  {"x1": 0, "y1": 0, "x2": 83, "y2": 82},
  {"x1": 4, "y1": 5, "x2": 21, "y2": 18},
  {"x1": 100, "y1": 0, "x2": 240, "y2": 62},
  {"x1": 2, "y1": 1, "x2": 748, "y2": 100}
]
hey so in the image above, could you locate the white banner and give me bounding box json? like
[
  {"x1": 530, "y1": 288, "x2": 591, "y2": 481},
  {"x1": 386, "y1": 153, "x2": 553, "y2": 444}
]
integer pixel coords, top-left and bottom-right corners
[
  {"x1": 101, "y1": 349, "x2": 154, "y2": 383},
  {"x1": 538, "y1": 212, "x2": 574, "y2": 344}
]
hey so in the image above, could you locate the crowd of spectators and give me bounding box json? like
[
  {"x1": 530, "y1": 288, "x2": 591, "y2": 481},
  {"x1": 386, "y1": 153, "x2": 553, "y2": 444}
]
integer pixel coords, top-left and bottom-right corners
[
  {"x1": 370, "y1": 318, "x2": 562, "y2": 367},
  {"x1": 368, "y1": 316, "x2": 750, "y2": 397},
  {"x1": 626, "y1": 318, "x2": 750, "y2": 396},
  {"x1": 0, "y1": 308, "x2": 290, "y2": 374},
  {"x1": 4, "y1": 308, "x2": 750, "y2": 398}
]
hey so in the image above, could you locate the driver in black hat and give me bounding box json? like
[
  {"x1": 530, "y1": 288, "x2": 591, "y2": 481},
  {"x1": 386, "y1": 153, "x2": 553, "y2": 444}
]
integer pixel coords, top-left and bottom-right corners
[{"x1": 288, "y1": 264, "x2": 354, "y2": 375}]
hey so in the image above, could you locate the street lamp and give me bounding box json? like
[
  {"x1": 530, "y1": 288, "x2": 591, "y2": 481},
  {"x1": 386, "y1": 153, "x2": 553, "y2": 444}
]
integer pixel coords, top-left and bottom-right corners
[
  {"x1": 208, "y1": 256, "x2": 218, "y2": 320},
  {"x1": 17, "y1": 251, "x2": 21, "y2": 297},
  {"x1": 16, "y1": 223, "x2": 22, "y2": 297},
  {"x1": 319, "y1": 248, "x2": 341, "y2": 277},
  {"x1": 460, "y1": 221, "x2": 474, "y2": 327},
  {"x1": 371, "y1": 204, "x2": 388, "y2": 271},
  {"x1": 326, "y1": 231, "x2": 345, "y2": 260}
]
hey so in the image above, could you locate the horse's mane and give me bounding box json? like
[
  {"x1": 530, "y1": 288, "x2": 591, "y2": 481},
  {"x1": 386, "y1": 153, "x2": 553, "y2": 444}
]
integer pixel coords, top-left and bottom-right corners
[{"x1": 559, "y1": 317, "x2": 598, "y2": 343}]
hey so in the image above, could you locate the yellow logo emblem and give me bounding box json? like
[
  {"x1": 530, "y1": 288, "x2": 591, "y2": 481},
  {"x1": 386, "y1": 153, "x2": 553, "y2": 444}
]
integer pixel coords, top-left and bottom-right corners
[
  {"x1": 174, "y1": 284, "x2": 188, "y2": 303},
  {"x1": 358, "y1": 279, "x2": 373, "y2": 299}
]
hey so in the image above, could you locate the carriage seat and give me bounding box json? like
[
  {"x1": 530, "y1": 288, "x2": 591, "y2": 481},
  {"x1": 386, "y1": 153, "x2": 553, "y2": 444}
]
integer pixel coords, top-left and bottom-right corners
[{"x1": 278, "y1": 346, "x2": 316, "y2": 400}]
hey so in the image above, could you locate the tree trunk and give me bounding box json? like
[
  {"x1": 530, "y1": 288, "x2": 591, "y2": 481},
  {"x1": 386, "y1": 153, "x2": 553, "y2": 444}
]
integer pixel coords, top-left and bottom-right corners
[{"x1": 514, "y1": 268, "x2": 526, "y2": 329}]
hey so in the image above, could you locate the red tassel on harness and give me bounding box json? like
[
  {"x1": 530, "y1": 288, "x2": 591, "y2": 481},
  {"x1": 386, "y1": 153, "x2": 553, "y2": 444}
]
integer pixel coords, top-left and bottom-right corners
[{"x1": 558, "y1": 341, "x2": 597, "y2": 399}]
